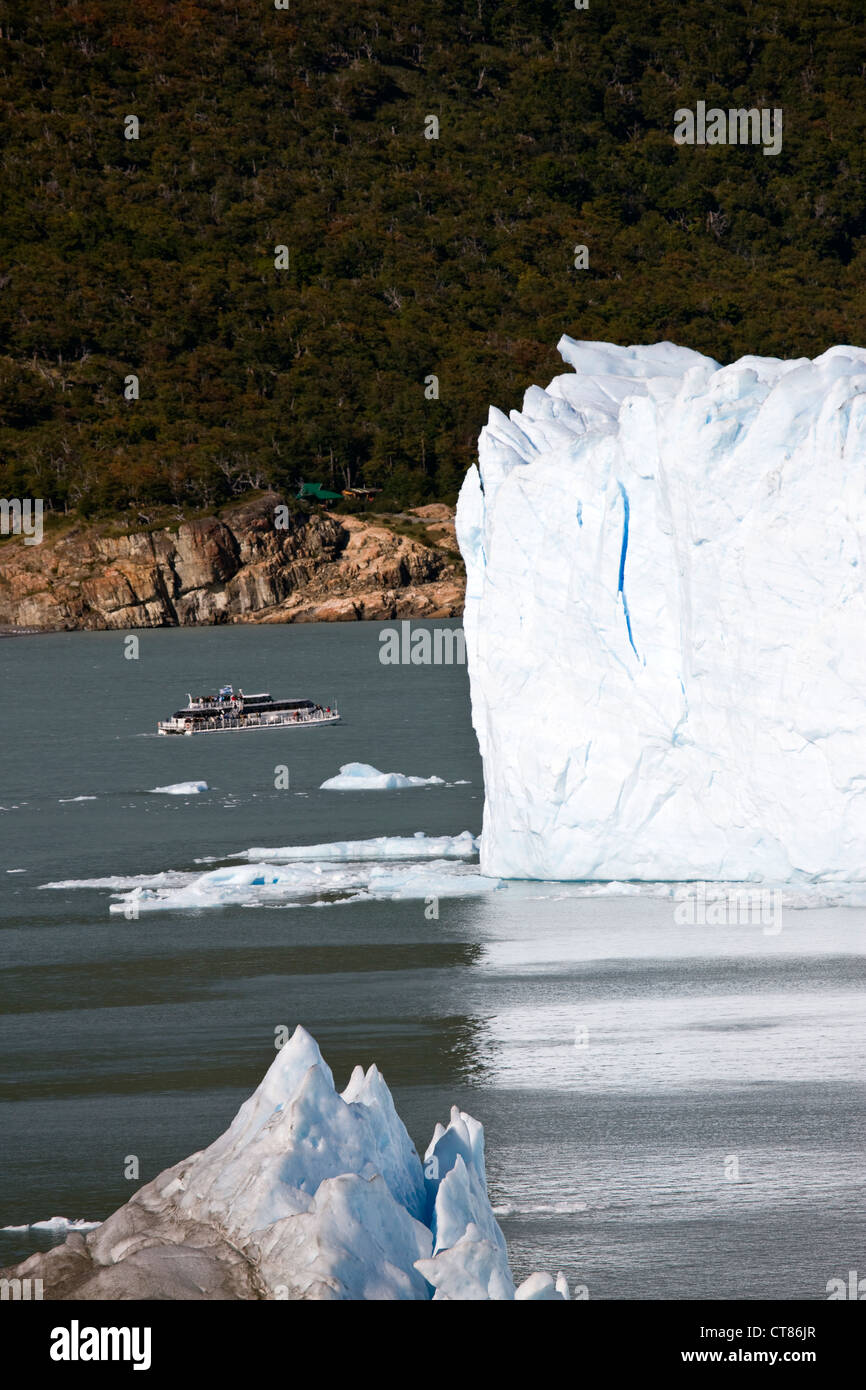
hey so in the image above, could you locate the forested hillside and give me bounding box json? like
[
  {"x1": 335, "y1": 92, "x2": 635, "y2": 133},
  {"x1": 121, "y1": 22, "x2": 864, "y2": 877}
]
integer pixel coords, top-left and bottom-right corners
[{"x1": 1, "y1": 0, "x2": 865, "y2": 519}]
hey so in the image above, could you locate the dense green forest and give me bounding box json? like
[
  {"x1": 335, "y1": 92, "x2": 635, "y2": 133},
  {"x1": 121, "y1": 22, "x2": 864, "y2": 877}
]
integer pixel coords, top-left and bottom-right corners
[{"x1": 1, "y1": 0, "x2": 865, "y2": 519}]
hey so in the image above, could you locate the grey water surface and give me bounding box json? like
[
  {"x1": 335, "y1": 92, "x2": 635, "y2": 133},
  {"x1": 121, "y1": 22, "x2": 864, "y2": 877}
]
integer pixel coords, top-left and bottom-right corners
[{"x1": 0, "y1": 622, "x2": 863, "y2": 1298}]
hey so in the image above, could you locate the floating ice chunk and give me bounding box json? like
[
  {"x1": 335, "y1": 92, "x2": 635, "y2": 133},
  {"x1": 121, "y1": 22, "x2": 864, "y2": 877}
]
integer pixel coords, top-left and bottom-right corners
[
  {"x1": 458, "y1": 336, "x2": 866, "y2": 880},
  {"x1": 41, "y1": 871, "x2": 196, "y2": 892},
  {"x1": 47, "y1": 866, "x2": 866, "y2": 909},
  {"x1": 515, "y1": 1270, "x2": 571, "y2": 1300},
  {"x1": 238, "y1": 831, "x2": 479, "y2": 862},
  {"x1": 96, "y1": 856, "x2": 498, "y2": 914},
  {"x1": 493, "y1": 1201, "x2": 588, "y2": 1217},
  {"x1": 365, "y1": 864, "x2": 497, "y2": 901},
  {"x1": 321, "y1": 762, "x2": 446, "y2": 790},
  {"x1": 0, "y1": 1216, "x2": 102, "y2": 1234},
  {"x1": 149, "y1": 781, "x2": 208, "y2": 795}
]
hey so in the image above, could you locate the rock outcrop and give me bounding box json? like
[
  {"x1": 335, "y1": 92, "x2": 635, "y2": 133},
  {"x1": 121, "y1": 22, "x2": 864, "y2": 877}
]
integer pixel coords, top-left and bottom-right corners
[{"x1": 0, "y1": 495, "x2": 464, "y2": 631}]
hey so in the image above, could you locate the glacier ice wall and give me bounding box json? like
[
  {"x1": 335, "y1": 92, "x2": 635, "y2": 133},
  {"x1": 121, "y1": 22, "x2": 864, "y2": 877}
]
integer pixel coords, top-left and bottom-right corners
[{"x1": 456, "y1": 337, "x2": 866, "y2": 881}]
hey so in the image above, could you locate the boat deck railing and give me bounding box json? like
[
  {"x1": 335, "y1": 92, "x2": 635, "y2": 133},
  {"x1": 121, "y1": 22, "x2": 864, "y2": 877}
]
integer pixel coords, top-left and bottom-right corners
[{"x1": 159, "y1": 708, "x2": 338, "y2": 732}]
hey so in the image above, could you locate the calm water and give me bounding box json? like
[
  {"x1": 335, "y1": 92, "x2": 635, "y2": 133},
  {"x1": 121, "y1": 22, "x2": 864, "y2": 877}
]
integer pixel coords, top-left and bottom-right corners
[{"x1": 0, "y1": 623, "x2": 863, "y2": 1298}]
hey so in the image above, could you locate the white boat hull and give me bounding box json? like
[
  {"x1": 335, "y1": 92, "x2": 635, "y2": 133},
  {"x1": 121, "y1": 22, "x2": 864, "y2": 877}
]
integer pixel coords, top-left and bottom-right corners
[{"x1": 158, "y1": 714, "x2": 341, "y2": 736}]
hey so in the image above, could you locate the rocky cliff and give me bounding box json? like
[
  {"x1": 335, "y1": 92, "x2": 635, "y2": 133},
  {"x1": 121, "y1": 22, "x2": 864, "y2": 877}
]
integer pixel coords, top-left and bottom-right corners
[{"x1": 0, "y1": 495, "x2": 464, "y2": 631}]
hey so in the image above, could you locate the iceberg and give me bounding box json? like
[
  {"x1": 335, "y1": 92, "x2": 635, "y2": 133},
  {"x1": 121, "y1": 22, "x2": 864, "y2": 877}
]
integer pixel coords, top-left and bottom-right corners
[
  {"x1": 457, "y1": 337, "x2": 866, "y2": 882},
  {"x1": 0, "y1": 1028, "x2": 568, "y2": 1300},
  {"x1": 321, "y1": 762, "x2": 446, "y2": 790}
]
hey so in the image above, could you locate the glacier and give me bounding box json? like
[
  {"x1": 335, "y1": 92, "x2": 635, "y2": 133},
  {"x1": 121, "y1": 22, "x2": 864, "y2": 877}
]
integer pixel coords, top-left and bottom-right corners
[
  {"x1": 456, "y1": 336, "x2": 866, "y2": 882},
  {"x1": 1, "y1": 1028, "x2": 568, "y2": 1301}
]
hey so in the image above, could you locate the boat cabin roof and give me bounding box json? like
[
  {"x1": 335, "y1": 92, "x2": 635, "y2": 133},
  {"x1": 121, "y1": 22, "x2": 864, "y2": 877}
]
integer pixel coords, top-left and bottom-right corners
[{"x1": 174, "y1": 696, "x2": 314, "y2": 719}]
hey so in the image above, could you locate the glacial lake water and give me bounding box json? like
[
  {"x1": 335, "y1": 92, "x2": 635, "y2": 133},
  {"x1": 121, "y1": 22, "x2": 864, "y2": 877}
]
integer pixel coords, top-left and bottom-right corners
[{"x1": 0, "y1": 622, "x2": 863, "y2": 1299}]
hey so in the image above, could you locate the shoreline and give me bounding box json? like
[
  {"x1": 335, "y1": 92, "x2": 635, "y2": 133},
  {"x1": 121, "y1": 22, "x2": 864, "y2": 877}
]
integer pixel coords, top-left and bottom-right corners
[{"x1": 0, "y1": 495, "x2": 465, "y2": 633}]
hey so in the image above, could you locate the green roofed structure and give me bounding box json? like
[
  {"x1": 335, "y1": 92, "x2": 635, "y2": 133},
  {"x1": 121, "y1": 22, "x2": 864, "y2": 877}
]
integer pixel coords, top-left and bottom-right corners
[{"x1": 296, "y1": 482, "x2": 344, "y2": 502}]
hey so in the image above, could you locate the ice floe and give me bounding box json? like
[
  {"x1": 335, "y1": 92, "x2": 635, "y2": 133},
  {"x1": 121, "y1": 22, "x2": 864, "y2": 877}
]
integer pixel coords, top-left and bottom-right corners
[
  {"x1": 236, "y1": 831, "x2": 478, "y2": 862},
  {"x1": 1, "y1": 1216, "x2": 101, "y2": 1234},
  {"x1": 102, "y1": 860, "x2": 496, "y2": 914},
  {"x1": 39, "y1": 832, "x2": 496, "y2": 913}
]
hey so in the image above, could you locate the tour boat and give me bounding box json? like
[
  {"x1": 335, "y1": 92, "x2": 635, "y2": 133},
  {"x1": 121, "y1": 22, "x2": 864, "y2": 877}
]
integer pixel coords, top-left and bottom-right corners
[{"x1": 157, "y1": 684, "x2": 340, "y2": 735}]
